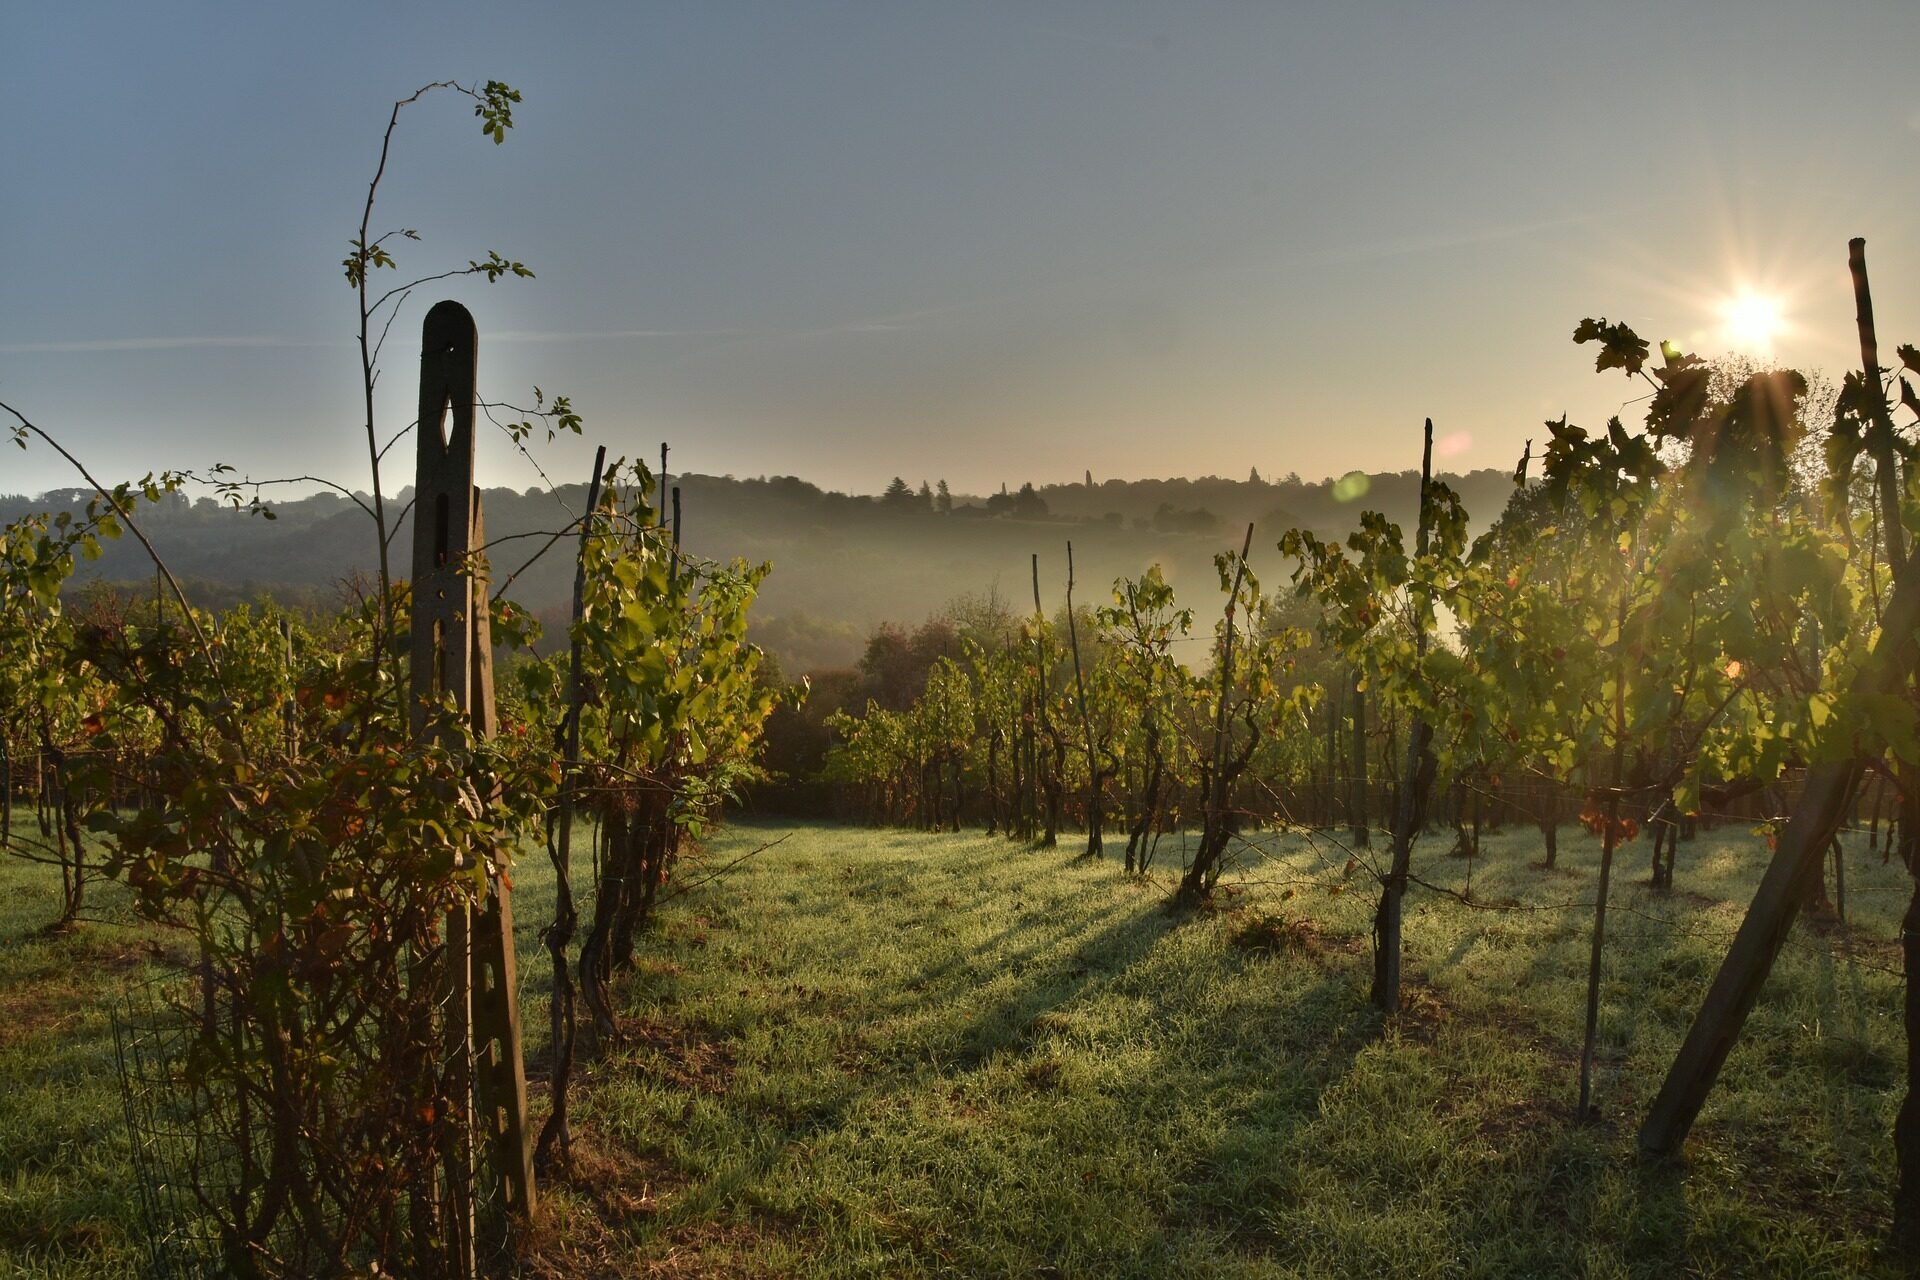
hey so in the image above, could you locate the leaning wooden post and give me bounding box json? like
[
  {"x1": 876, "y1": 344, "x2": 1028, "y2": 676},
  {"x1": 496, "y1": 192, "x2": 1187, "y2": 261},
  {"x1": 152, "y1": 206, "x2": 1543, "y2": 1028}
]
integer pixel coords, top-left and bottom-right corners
[
  {"x1": 1637, "y1": 591, "x2": 1915, "y2": 1154},
  {"x1": 409, "y1": 301, "x2": 537, "y2": 1260},
  {"x1": 466, "y1": 488, "x2": 537, "y2": 1230},
  {"x1": 1639, "y1": 241, "x2": 1919, "y2": 1159}
]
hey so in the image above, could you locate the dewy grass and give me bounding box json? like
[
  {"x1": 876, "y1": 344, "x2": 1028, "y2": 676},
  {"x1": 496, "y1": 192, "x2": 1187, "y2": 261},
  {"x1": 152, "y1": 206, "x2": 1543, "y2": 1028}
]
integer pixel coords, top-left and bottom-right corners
[{"x1": 0, "y1": 819, "x2": 1909, "y2": 1277}]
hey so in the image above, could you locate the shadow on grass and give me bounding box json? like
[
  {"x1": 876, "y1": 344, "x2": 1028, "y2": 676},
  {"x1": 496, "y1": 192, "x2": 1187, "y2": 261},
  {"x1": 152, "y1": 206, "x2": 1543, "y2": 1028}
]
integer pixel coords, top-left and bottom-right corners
[
  {"x1": 543, "y1": 823, "x2": 1903, "y2": 1277},
  {"x1": 941, "y1": 892, "x2": 1186, "y2": 1071}
]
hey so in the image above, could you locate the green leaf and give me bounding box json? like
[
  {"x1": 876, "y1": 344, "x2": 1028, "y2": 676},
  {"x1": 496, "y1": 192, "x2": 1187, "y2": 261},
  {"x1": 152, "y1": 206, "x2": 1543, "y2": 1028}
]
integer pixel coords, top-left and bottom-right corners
[{"x1": 1573, "y1": 317, "x2": 1651, "y2": 377}]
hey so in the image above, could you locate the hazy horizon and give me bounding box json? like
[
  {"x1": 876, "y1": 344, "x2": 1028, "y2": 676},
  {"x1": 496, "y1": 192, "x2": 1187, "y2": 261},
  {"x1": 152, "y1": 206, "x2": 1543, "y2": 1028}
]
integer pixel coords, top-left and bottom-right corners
[
  {"x1": 1, "y1": 460, "x2": 1503, "y2": 508},
  {"x1": 9, "y1": 3, "x2": 1919, "y2": 500}
]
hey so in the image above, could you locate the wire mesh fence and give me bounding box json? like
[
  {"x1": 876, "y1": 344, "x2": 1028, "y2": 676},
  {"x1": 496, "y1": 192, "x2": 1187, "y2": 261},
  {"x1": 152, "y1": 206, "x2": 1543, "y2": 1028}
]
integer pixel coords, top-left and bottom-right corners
[
  {"x1": 110, "y1": 968, "x2": 513, "y2": 1279},
  {"x1": 111, "y1": 977, "x2": 226, "y2": 1279}
]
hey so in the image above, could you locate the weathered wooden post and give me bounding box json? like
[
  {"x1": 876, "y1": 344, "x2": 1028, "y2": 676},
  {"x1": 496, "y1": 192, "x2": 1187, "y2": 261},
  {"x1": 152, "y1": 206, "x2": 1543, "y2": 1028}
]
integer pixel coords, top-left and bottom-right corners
[
  {"x1": 1638, "y1": 240, "x2": 1920, "y2": 1171},
  {"x1": 409, "y1": 300, "x2": 537, "y2": 1268}
]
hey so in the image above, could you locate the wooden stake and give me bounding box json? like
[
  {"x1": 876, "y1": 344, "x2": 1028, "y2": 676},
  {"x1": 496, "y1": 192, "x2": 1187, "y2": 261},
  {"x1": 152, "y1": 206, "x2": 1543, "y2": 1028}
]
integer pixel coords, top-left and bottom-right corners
[
  {"x1": 1064, "y1": 541, "x2": 1101, "y2": 857},
  {"x1": 279, "y1": 618, "x2": 296, "y2": 760},
  {"x1": 1350, "y1": 671, "x2": 1369, "y2": 848},
  {"x1": 407, "y1": 301, "x2": 536, "y2": 1257},
  {"x1": 467, "y1": 490, "x2": 536, "y2": 1224},
  {"x1": 670, "y1": 483, "x2": 683, "y2": 586},
  {"x1": 1031, "y1": 554, "x2": 1057, "y2": 847},
  {"x1": 1372, "y1": 420, "x2": 1437, "y2": 1014},
  {"x1": 536, "y1": 445, "x2": 605, "y2": 1171},
  {"x1": 1579, "y1": 587, "x2": 1630, "y2": 1118}
]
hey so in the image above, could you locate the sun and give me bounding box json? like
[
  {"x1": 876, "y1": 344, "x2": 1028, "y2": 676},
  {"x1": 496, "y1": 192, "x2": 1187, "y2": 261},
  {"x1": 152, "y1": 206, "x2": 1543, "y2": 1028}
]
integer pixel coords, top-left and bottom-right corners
[{"x1": 1719, "y1": 291, "x2": 1783, "y2": 353}]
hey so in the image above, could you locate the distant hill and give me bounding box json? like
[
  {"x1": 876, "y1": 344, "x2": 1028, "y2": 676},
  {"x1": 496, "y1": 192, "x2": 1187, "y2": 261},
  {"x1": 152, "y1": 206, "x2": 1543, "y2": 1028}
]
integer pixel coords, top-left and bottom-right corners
[{"x1": 5, "y1": 466, "x2": 1517, "y2": 675}]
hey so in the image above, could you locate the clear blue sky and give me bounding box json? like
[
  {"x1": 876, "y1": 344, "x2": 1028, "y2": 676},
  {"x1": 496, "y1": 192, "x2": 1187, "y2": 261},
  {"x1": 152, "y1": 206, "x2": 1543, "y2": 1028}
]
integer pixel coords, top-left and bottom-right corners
[{"x1": 6, "y1": 2, "x2": 1918, "y2": 499}]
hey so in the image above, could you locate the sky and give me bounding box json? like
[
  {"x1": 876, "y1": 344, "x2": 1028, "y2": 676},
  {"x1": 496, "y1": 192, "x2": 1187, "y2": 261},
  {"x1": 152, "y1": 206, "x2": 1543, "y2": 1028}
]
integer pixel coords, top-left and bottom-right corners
[{"x1": 6, "y1": 2, "x2": 1920, "y2": 500}]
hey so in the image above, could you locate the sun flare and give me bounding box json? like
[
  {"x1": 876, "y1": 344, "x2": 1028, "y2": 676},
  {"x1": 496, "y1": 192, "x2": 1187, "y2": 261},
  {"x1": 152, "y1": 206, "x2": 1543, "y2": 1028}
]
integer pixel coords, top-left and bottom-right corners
[{"x1": 1719, "y1": 291, "x2": 1784, "y2": 353}]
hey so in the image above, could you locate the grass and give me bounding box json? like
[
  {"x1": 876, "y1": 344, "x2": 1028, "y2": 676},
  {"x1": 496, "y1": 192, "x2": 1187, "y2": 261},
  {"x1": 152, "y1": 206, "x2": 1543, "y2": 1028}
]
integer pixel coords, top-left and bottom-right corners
[{"x1": 0, "y1": 817, "x2": 1910, "y2": 1277}]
